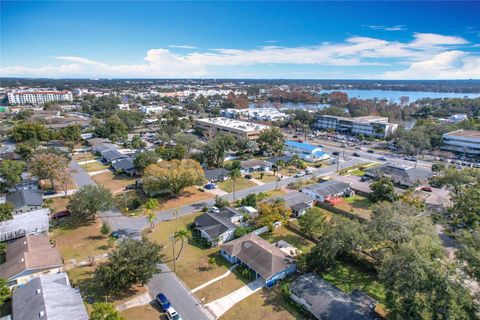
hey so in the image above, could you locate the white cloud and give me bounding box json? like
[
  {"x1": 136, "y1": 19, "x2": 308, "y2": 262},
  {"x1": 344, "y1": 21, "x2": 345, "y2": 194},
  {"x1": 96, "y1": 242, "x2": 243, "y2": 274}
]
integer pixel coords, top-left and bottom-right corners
[
  {"x1": 1, "y1": 32, "x2": 477, "y2": 79},
  {"x1": 364, "y1": 25, "x2": 407, "y2": 31},
  {"x1": 168, "y1": 44, "x2": 198, "y2": 49}
]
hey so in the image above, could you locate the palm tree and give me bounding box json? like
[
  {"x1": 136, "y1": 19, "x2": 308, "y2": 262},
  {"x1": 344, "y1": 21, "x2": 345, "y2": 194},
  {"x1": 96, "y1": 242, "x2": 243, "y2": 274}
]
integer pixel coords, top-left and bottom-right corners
[
  {"x1": 229, "y1": 167, "x2": 241, "y2": 201},
  {"x1": 144, "y1": 198, "x2": 159, "y2": 231},
  {"x1": 174, "y1": 228, "x2": 189, "y2": 260}
]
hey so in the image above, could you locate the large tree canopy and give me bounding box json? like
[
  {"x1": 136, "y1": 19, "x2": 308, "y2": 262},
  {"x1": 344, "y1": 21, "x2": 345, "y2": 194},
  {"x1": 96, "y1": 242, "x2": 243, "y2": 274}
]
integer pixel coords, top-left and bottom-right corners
[{"x1": 67, "y1": 185, "x2": 113, "y2": 219}]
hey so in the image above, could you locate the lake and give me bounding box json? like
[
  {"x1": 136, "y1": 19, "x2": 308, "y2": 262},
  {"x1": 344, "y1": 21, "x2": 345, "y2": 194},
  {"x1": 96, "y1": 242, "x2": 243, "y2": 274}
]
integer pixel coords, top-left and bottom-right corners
[{"x1": 319, "y1": 89, "x2": 480, "y2": 102}]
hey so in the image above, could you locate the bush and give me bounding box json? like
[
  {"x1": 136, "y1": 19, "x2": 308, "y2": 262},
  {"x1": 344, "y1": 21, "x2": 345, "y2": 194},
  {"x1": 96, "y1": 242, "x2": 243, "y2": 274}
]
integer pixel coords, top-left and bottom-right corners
[
  {"x1": 237, "y1": 265, "x2": 256, "y2": 280},
  {"x1": 234, "y1": 226, "x2": 255, "y2": 238}
]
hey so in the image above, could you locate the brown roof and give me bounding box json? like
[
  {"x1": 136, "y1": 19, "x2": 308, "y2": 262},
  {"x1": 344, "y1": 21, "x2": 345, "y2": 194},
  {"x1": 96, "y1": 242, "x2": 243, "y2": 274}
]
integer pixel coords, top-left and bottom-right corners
[
  {"x1": 221, "y1": 233, "x2": 294, "y2": 279},
  {"x1": 0, "y1": 234, "x2": 63, "y2": 281},
  {"x1": 445, "y1": 129, "x2": 480, "y2": 138}
]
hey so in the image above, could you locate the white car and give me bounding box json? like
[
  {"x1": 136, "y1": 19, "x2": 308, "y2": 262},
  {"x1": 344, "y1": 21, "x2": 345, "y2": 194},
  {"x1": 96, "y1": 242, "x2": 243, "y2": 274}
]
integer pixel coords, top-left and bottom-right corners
[
  {"x1": 210, "y1": 206, "x2": 220, "y2": 213},
  {"x1": 166, "y1": 307, "x2": 183, "y2": 320}
]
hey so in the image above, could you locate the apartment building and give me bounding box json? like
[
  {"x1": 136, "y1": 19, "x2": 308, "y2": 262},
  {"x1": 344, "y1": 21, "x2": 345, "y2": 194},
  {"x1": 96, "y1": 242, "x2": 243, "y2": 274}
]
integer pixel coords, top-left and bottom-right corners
[
  {"x1": 315, "y1": 115, "x2": 398, "y2": 138},
  {"x1": 441, "y1": 129, "x2": 480, "y2": 156},
  {"x1": 194, "y1": 117, "x2": 269, "y2": 140},
  {"x1": 7, "y1": 89, "x2": 73, "y2": 105}
]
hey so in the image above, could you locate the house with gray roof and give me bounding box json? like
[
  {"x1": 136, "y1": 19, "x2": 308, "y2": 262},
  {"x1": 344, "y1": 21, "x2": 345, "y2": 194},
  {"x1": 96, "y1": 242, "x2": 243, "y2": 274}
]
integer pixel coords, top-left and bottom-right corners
[
  {"x1": 12, "y1": 273, "x2": 88, "y2": 320},
  {"x1": 111, "y1": 157, "x2": 137, "y2": 176},
  {"x1": 365, "y1": 163, "x2": 433, "y2": 188},
  {"x1": 0, "y1": 208, "x2": 50, "y2": 242},
  {"x1": 221, "y1": 233, "x2": 296, "y2": 287},
  {"x1": 91, "y1": 142, "x2": 117, "y2": 154},
  {"x1": 204, "y1": 167, "x2": 229, "y2": 182},
  {"x1": 194, "y1": 207, "x2": 243, "y2": 245},
  {"x1": 290, "y1": 273, "x2": 378, "y2": 320},
  {"x1": 6, "y1": 189, "x2": 43, "y2": 214},
  {"x1": 301, "y1": 180, "x2": 353, "y2": 202},
  {"x1": 240, "y1": 159, "x2": 272, "y2": 173},
  {"x1": 100, "y1": 149, "x2": 129, "y2": 164}
]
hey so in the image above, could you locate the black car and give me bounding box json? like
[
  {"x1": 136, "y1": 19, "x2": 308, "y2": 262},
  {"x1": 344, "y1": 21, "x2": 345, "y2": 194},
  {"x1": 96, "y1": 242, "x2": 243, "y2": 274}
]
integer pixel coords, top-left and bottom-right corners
[
  {"x1": 43, "y1": 190, "x2": 57, "y2": 196},
  {"x1": 352, "y1": 152, "x2": 360, "y2": 157},
  {"x1": 367, "y1": 149, "x2": 374, "y2": 153},
  {"x1": 332, "y1": 151, "x2": 340, "y2": 156}
]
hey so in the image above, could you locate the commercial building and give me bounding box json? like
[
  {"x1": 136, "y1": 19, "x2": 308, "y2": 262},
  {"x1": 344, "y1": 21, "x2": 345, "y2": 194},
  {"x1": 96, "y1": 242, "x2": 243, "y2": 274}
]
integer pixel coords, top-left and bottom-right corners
[
  {"x1": 441, "y1": 129, "x2": 480, "y2": 156},
  {"x1": 139, "y1": 105, "x2": 164, "y2": 114},
  {"x1": 284, "y1": 140, "x2": 330, "y2": 162},
  {"x1": 194, "y1": 117, "x2": 269, "y2": 140},
  {"x1": 315, "y1": 115, "x2": 398, "y2": 138},
  {"x1": 7, "y1": 89, "x2": 73, "y2": 105},
  {"x1": 12, "y1": 273, "x2": 88, "y2": 320},
  {"x1": 365, "y1": 163, "x2": 433, "y2": 188},
  {"x1": 301, "y1": 180, "x2": 353, "y2": 202}
]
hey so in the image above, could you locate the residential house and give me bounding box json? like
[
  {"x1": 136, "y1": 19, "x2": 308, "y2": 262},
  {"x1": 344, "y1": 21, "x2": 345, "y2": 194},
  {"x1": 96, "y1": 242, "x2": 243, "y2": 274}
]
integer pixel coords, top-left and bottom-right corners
[
  {"x1": 6, "y1": 188, "x2": 43, "y2": 214},
  {"x1": 221, "y1": 233, "x2": 297, "y2": 287},
  {"x1": 365, "y1": 163, "x2": 433, "y2": 188},
  {"x1": 204, "y1": 168, "x2": 229, "y2": 182},
  {"x1": 91, "y1": 142, "x2": 117, "y2": 155},
  {"x1": 111, "y1": 157, "x2": 137, "y2": 176},
  {"x1": 265, "y1": 155, "x2": 293, "y2": 166},
  {"x1": 239, "y1": 206, "x2": 258, "y2": 219},
  {"x1": 0, "y1": 234, "x2": 63, "y2": 288},
  {"x1": 12, "y1": 273, "x2": 88, "y2": 320},
  {"x1": 301, "y1": 180, "x2": 353, "y2": 202},
  {"x1": 284, "y1": 140, "x2": 330, "y2": 162},
  {"x1": 240, "y1": 159, "x2": 272, "y2": 173},
  {"x1": 0, "y1": 208, "x2": 50, "y2": 242},
  {"x1": 290, "y1": 202, "x2": 312, "y2": 217},
  {"x1": 194, "y1": 207, "x2": 243, "y2": 245},
  {"x1": 290, "y1": 273, "x2": 378, "y2": 320},
  {"x1": 100, "y1": 149, "x2": 129, "y2": 164},
  {"x1": 86, "y1": 137, "x2": 108, "y2": 147}
]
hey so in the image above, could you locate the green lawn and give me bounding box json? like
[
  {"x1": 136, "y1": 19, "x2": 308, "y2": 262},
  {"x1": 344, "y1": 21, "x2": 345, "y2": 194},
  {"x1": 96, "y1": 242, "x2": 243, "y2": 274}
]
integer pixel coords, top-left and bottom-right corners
[
  {"x1": 218, "y1": 177, "x2": 257, "y2": 193},
  {"x1": 336, "y1": 195, "x2": 373, "y2": 220},
  {"x1": 350, "y1": 169, "x2": 366, "y2": 177},
  {"x1": 262, "y1": 226, "x2": 315, "y2": 253},
  {"x1": 321, "y1": 261, "x2": 386, "y2": 304},
  {"x1": 80, "y1": 161, "x2": 110, "y2": 172},
  {"x1": 252, "y1": 172, "x2": 277, "y2": 183}
]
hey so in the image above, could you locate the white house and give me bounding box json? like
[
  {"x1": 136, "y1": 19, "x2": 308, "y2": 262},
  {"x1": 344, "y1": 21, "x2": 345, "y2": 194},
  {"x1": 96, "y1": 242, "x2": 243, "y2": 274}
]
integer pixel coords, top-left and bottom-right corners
[
  {"x1": 284, "y1": 140, "x2": 330, "y2": 162},
  {"x1": 140, "y1": 105, "x2": 163, "y2": 114}
]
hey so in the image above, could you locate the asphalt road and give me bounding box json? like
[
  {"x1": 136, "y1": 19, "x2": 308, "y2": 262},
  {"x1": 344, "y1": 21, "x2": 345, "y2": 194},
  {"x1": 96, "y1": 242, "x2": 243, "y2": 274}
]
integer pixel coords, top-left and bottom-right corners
[{"x1": 69, "y1": 160, "x2": 96, "y2": 188}]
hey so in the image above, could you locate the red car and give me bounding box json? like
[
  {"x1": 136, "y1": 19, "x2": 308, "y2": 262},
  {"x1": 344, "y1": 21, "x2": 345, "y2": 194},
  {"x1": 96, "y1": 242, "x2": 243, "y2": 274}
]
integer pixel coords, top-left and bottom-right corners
[
  {"x1": 421, "y1": 186, "x2": 432, "y2": 192},
  {"x1": 52, "y1": 210, "x2": 71, "y2": 219}
]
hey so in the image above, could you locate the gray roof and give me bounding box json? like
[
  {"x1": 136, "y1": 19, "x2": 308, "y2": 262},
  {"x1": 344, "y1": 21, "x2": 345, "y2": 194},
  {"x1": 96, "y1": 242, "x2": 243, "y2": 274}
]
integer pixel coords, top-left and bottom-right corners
[
  {"x1": 265, "y1": 155, "x2": 293, "y2": 165},
  {"x1": 204, "y1": 168, "x2": 229, "y2": 181},
  {"x1": 302, "y1": 180, "x2": 351, "y2": 198},
  {"x1": 282, "y1": 191, "x2": 314, "y2": 208},
  {"x1": 12, "y1": 273, "x2": 88, "y2": 320},
  {"x1": 240, "y1": 159, "x2": 271, "y2": 169},
  {"x1": 92, "y1": 143, "x2": 117, "y2": 154},
  {"x1": 366, "y1": 164, "x2": 433, "y2": 186},
  {"x1": 101, "y1": 149, "x2": 128, "y2": 162},
  {"x1": 291, "y1": 202, "x2": 311, "y2": 211},
  {"x1": 6, "y1": 189, "x2": 43, "y2": 210},
  {"x1": 221, "y1": 233, "x2": 295, "y2": 280},
  {"x1": 111, "y1": 157, "x2": 135, "y2": 171},
  {"x1": 195, "y1": 211, "x2": 237, "y2": 239},
  {"x1": 290, "y1": 273, "x2": 377, "y2": 320}
]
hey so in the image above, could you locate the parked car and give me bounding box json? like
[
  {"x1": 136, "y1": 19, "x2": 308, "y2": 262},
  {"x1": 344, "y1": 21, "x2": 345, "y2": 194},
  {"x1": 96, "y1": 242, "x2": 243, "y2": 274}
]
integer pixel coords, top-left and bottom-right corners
[
  {"x1": 166, "y1": 307, "x2": 182, "y2": 320},
  {"x1": 295, "y1": 172, "x2": 306, "y2": 178},
  {"x1": 204, "y1": 183, "x2": 217, "y2": 190},
  {"x1": 210, "y1": 206, "x2": 220, "y2": 214},
  {"x1": 378, "y1": 156, "x2": 387, "y2": 161},
  {"x1": 332, "y1": 151, "x2": 340, "y2": 156},
  {"x1": 244, "y1": 174, "x2": 252, "y2": 179},
  {"x1": 352, "y1": 152, "x2": 360, "y2": 157},
  {"x1": 421, "y1": 186, "x2": 433, "y2": 192},
  {"x1": 111, "y1": 231, "x2": 121, "y2": 239},
  {"x1": 43, "y1": 190, "x2": 57, "y2": 196},
  {"x1": 367, "y1": 149, "x2": 374, "y2": 153},
  {"x1": 52, "y1": 210, "x2": 71, "y2": 219},
  {"x1": 125, "y1": 184, "x2": 136, "y2": 191},
  {"x1": 404, "y1": 156, "x2": 416, "y2": 161},
  {"x1": 360, "y1": 176, "x2": 370, "y2": 182},
  {"x1": 156, "y1": 293, "x2": 171, "y2": 312}
]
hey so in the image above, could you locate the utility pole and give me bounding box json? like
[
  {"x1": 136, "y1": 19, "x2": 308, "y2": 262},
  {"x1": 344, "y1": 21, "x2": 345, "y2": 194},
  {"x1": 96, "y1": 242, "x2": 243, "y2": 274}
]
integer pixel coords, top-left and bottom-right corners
[{"x1": 336, "y1": 155, "x2": 340, "y2": 171}]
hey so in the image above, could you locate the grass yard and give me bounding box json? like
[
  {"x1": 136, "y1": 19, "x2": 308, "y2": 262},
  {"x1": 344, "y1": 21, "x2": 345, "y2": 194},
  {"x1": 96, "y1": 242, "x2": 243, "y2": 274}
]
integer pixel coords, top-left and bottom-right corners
[
  {"x1": 50, "y1": 218, "x2": 111, "y2": 262},
  {"x1": 146, "y1": 213, "x2": 232, "y2": 289},
  {"x1": 321, "y1": 261, "x2": 386, "y2": 304},
  {"x1": 252, "y1": 172, "x2": 278, "y2": 183},
  {"x1": 262, "y1": 225, "x2": 315, "y2": 253},
  {"x1": 48, "y1": 196, "x2": 70, "y2": 212},
  {"x1": 119, "y1": 304, "x2": 162, "y2": 320},
  {"x1": 349, "y1": 169, "x2": 366, "y2": 177},
  {"x1": 91, "y1": 171, "x2": 136, "y2": 194},
  {"x1": 67, "y1": 265, "x2": 147, "y2": 314},
  {"x1": 278, "y1": 167, "x2": 300, "y2": 177},
  {"x1": 194, "y1": 268, "x2": 251, "y2": 304},
  {"x1": 335, "y1": 195, "x2": 373, "y2": 220},
  {"x1": 218, "y1": 178, "x2": 257, "y2": 193},
  {"x1": 80, "y1": 161, "x2": 110, "y2": 172},
  {"x1": 221, "y1": 285, "x2": 304, "y2": 320},
  {"x1": 262, "y1": 188, "x2": 287, "y2": 198},
  {"x1": 73, "y1": 152, "x2": 96, "y2": 161}
]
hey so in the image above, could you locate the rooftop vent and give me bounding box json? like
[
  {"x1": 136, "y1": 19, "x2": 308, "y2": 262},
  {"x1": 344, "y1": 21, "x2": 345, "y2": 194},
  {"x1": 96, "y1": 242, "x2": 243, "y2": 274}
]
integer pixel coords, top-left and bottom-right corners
[
  {"x1": 36, "y1": 289, "x2": 41, "y2": 295},
  {"x1": 39, "y1": 310, "x2": 45, "y2": 318}
]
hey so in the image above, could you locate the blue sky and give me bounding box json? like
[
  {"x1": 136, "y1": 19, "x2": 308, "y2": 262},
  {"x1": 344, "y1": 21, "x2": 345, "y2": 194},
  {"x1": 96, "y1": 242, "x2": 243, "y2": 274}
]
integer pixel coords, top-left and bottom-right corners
[{"x1": 1, "y1": 1, "x2": 479, "y2": 79}]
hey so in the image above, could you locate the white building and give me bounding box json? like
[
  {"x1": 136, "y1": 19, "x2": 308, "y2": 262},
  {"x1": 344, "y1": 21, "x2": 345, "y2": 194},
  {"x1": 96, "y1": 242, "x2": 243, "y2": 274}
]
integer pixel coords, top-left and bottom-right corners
[
  {"x1": 442, "y1": 129, "x2": 480, "y2": 156},
  {"x1": 315, "y1": 115, "x2": 398, "y2": 138},
  {"x1": 117, "y1": 103, "x2": 130, "y2": 110},
  {"x1": 140, "y1": 105, "x2": 163, "y2": 114},
  {"x1": 195, "y1": 117, "x2": 269, "y2": 140},
  {"x1": 284, "y1": 140, "x2": 330, "y2": 162},
  {"x1": 0, "y1": 208, "x2": 50, "y2": 242},
  {"x1": 446, "y1": 114, "x2": 468, "y2": 123},
  {"x1": 7, "y1": 89, "x2": 73, "y2": 105}
]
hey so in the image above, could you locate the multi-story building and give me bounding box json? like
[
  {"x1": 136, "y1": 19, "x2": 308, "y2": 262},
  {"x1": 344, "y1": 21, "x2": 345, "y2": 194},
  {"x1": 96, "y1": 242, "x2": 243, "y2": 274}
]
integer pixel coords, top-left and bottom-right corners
[
  {"x1": 315, "y1": 115, "x2": 398, "y2": 138},
  {"x1": 441, "y1": 129, "x2": 480, "y2": 156},
  {"x1": 7, "y1": 89, "x2": 73, "y2": 105},
  {"x1": 194, "y1": 117, "x2": 269, "y2": 140},
  {"x1": 139, "y1": 105, "x2": 163, "y2": 114}
]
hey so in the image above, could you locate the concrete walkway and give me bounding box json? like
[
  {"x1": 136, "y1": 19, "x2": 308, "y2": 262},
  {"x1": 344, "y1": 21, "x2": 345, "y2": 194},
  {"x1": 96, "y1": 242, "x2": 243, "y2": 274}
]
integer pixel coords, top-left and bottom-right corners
[
  {"x1": 88, "y1": 169, "x2": 110, "y2": 176},
  {"x1": 250, "y1": 178, "x2": 265, "y2": 186},
  {"x1": 116, "y1": 292, "x2": 152, "y2": 311},
  {"x1": 191, "y1": 265, "x2": 238, "y2": 293},
  {"x1": 205, "y1": 278, "x2": 265, "y2": 318},
  {"x1": 77, "y1": 159, "x2": 98, "y2": 165}
]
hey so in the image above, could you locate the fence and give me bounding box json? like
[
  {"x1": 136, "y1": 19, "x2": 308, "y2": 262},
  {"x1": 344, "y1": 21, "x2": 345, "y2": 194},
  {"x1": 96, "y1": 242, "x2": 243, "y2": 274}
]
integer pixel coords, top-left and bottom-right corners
[{"x1": 315, "y1": 201, "x2": 367, "y2": 223}]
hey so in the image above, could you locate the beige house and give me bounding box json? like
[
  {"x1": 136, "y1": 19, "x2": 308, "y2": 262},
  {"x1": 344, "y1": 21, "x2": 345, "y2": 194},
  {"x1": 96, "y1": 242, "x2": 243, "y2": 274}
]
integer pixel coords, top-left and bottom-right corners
[
  {"x1": 195, "y1": 117, "x2": 269, "y2": 140},
  {"x1": 0, "y1": 234, "x2": 63, "y2": 288}
]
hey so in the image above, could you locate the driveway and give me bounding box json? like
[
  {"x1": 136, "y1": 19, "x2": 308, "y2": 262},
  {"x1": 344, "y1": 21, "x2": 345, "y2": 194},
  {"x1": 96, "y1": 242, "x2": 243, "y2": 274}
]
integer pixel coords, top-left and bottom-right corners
[
  {"x1": 69, "y1": 160, "x2": 96, "y2": 188},
  {"x1": 205, "y1": 278, "x2": 265, "y2": 318},
  {"x1": 148, "y1": 264, "x2": 214, "y2": 320}
]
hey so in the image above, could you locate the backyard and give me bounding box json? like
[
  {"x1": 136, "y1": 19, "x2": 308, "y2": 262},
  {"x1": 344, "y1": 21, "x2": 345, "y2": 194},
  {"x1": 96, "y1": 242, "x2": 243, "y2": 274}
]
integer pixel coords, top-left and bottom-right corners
[
  {"x1": 91, "y1": 171, "x2": 137, "y2": 194},
  {"x1": 73, "y1": 152, "x2": 96, "y2": 162},
  {"x1": 146, "y1": 213, "x2": 233, "y2": 289},
  {"x1": 335, "y1": 195, "x2": 373, "y2": 220},
  {"x1": 218, "y1": 177, "x2": 257, "y2": 193},
  {"x1": 262, "y1": 225, "x2": 315, "y2": 253}
]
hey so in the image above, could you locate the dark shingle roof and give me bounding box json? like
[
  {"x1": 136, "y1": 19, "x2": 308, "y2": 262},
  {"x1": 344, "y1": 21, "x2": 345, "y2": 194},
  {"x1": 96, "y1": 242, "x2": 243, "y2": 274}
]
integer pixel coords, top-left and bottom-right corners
[
  {"x1": 6, "y1": 189, "x2": 43, "y2": 210},
  {"x1": 302, "y1": 180, "x2": 351, "y2": 198},
  {"x1": 265, "y1": 155, "x2": 293, "y2": 165},
  {"x1": 221, "y1": 233, "x2": 294, "y2": 279},
  {"x1": 290, "y1": 273, "x2": 377, "y2": 320},
  {"x1": 195, "y1": 212, "x2": 236, "y2": 239},
  {"x1": 101, "y1": 149, "x2": 128, "y2": 162},
  {"x1": 111, "y1": 158, "x2": 135, "y2": 171},
  {"x1": 291, "y1": 202, "x2": 310, "y2": 211},
  {"x1": 204, "y1": 168, "x2": 229, "y2": 181}
]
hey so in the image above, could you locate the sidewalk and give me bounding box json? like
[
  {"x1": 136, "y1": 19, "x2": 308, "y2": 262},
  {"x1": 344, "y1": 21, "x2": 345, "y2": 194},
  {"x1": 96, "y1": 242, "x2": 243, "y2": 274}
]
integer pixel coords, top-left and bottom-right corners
[{"x1": 191, "y1": 265, "x2": 238, "y2": 293}]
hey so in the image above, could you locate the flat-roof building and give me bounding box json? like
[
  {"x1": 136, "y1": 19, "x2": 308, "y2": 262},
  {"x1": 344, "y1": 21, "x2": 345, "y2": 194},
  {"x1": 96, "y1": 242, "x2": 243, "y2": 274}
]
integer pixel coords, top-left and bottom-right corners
[
  {"x1": 441, "y1": 129, "x2": 480, "y2": 156},
  {"x1": 195, "y1": 117, "x2": 269, "y2": 140},
  {"x1": 8, "y1": 89, "x2": 73, "y2": 105},
  {"x1": 315, "y1": 115, "x2": 398, "y2": 138}
]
